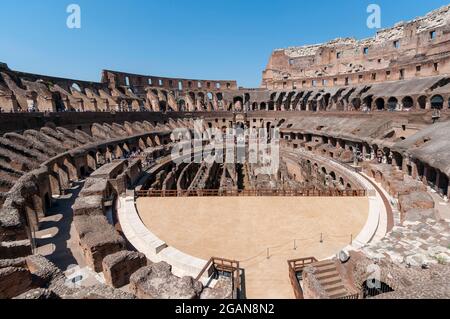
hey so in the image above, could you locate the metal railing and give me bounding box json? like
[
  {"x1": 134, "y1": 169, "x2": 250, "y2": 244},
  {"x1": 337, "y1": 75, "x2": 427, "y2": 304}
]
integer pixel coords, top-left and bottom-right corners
[
  {"x1": 136, "y1": 188, "x2": 367, "y2": 198},
  {"x1": 337, "y1": 293, "x2": 360, "y2": 299},
  {"x1": 196, "y1": 257, "x2": 242, "y2": 299}
]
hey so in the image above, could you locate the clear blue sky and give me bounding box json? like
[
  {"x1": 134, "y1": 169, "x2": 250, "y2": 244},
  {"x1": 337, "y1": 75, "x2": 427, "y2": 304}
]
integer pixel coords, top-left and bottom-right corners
[{"x1": 0, "y1": 0, "x2": 448, "y2": 87}]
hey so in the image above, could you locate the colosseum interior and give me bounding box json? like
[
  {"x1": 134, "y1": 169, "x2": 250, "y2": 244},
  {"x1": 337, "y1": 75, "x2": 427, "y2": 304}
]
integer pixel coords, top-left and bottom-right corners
[{"x1": 0, "y1": 4, "x2": 450, "y2": 301}]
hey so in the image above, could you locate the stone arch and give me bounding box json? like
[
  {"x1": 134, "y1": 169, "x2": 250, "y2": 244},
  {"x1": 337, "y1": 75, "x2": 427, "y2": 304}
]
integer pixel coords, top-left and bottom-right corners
[
  {"x1": 351, "y1": 98, "x2": 361, "y2": 110},
  {"x1": 71, "y1": 83, "x2": 82, "y2": 92},
  {"x1": 159, "y1": 100, "x2": 167, "y2": 112},
  {"x1": 322, "y1": 93, "x2": 331, "y2": 110},
  {"x1": 197, "y1": 92, "x2": 205, "y2": 102},
  {"x1": 387, "y1": 97, "x2": 398, "y2": 111},
  {"x1": 52, "y1": 92, "x2": 66, "y2": 112},
  {"x1": 277, "y1": 119, "x2": 286, "y2": 127},
  {"x1": 418, "y1": 96, "x2": 427, "y2": 109},
  {"x1": 265, "y1": 122, "x2": 272, "y2": 135},
  {"x1": 233, "y1": 96, "x2": 244, "y2": 112},
  {"x1": 392, "y1": 151, "x2": 403, "y2": 169},
  {"x1": 178, "y1": 99, "x2": 186, "y2": 111},
  {"x1": 330, "y1": 171, "x2": 337, "y2": 181},
  {"x1": 216, "y1": 93, "x2": 224, "y2": 110},
  {"x1": 375, "y1": 98, "x2": 385, "y2": 110},
  {"x1": 244, "y1": 93, "x2": 251, "y2": 106},
  {"x1": 402, "y1": 96, "x2": 414, "y2": 110},
  {"x1": 188, "y1": 91, "x2": 196, "y2": 103},
  {"x1": 363, "y1": 95, "x2": 373, "y2": 110},
  {"x1": 431, "y1": 95, "x2": 444, "y2": 109}
]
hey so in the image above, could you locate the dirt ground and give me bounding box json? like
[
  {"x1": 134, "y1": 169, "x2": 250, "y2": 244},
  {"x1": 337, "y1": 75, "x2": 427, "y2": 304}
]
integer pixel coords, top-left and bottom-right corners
[{"x1": 136, "y1": 196, "x2": 369, "y2": 299}]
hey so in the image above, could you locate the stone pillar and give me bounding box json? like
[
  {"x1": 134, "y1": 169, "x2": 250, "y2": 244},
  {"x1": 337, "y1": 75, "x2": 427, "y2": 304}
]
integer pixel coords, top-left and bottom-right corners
[
  {"x1": 401, "y1": 159, "x2": 408, "y2": 173},
  {"x1": 57, "y1": 166, "x2": 70, "y2": 191},
  {"x1": 422, "y1": 165, "x2": 429, "y2": 184},
  {"x1": 435, "y1": 171, "x2": 441, "y2": 193},
  {"x1": 370, "y1": 148, "x2": 375, "y2": 160},
  {"x1": 411, "y1": 161, "x2": 418, "y2": 179},
  {"x1": 63, "y1": 159, "x2": 79, "y2": 181},
  {"x1": 48, "y1": 173, "x2": 61, "y2": 196},
  {"x1": 86, "y1": 154, "x2": 97, "y2": 172}
]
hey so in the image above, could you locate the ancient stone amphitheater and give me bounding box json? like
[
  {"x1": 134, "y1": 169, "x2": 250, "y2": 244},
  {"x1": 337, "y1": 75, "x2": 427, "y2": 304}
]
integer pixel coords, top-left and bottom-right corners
[{"x1": 1, "y1": 5, "x2": 450, "y2": 300}]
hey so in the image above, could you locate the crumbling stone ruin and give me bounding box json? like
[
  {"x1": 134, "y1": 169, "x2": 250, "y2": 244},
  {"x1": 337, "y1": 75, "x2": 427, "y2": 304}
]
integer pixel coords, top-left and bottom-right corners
[
  {"x1": 102, "y1": 251, "x2": 147, "y2": 288},
  {"x1": 263, "y1": 5, "x2": 450, "y2": 92},
  {"x1": 130, "y1": 262, "x2": 203, "y2": 299},
  {"x1": 1, "y1": 4, "x2": 450, "y2": 299}
]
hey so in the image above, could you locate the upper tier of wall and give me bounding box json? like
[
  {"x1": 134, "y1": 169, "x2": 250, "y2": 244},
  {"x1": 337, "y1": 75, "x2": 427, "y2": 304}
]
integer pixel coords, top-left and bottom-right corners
[
  {"x1": 262, "y1": 5, "x2": 450, "y2": 89},
  {"x1": 102, "y1": 70, "x2": 238, "y2": 91}
]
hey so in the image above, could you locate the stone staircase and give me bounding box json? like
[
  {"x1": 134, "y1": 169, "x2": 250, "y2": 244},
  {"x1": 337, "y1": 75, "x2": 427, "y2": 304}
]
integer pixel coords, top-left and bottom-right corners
[{"x1": 313, "y1": 260, "x2": 350, "y2": 299}]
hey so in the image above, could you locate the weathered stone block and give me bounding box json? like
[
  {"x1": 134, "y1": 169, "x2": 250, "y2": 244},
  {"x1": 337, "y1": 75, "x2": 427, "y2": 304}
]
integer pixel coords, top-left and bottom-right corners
[
  {"x1": 129, "y1": 262, "x2": 203, "y2": 299},
  {"x1": 102, "y1": 250, "x2": 147, "y2": 288},
  {"x1": 72, "y1": 195, "x2": 104, "y2": 216},
  {"x1": 74, "y1": 215, "x2": 125, "y2": 272}
]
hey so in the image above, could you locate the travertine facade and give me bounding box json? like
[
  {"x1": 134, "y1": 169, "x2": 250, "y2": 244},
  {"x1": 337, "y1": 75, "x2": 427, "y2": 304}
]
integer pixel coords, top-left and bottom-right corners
[{"x1": 262, "y1": 5, "x2": 450, "y2": 90}]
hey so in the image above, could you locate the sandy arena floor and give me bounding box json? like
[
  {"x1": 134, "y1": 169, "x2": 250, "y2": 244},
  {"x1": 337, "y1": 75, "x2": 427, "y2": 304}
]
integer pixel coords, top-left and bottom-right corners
[{"x1": 136, "y1": 196, "x2": 369, "y2": 299}]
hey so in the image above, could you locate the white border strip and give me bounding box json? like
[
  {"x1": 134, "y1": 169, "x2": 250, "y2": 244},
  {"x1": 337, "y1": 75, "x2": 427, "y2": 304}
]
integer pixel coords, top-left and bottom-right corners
[{"x1": 117, "y1": 196, "x2": 207, "y2": 278}]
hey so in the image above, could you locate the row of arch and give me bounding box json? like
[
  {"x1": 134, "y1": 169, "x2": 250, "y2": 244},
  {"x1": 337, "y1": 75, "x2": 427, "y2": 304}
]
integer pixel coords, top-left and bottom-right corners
[
  {"x1": 230, "y1": 92, "x2": 450, "y2": 113},
  {"x1": 10, "y1": 79, "x2": 450, "y2": 114},
  {"x1": 283, "y1": 130, "x2": 450, "y2": 198},
  {"x1": 15, "y1": 129, "x2": 173, "y2": 241},
  {"x1": 351, "y1": 95, "x2": 448, "y2": 111}
]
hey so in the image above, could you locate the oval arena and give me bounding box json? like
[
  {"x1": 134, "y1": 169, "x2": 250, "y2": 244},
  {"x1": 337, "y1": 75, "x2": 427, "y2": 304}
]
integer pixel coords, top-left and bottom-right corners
[{"x1": 1, "y1": 4, "x2": 450, "y2": 300}]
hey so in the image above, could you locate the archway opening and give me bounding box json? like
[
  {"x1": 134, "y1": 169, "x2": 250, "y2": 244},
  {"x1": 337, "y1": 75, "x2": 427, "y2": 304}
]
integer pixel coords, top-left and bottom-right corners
[
  {"x1": 375, "y1": 98, "x2": 385, "y2": 110},
  {"x1": 431, "y1": 95, "x2": 444, "y2": 109},
  {"x1": 418, "y1": 96, "x2": 427, "y2": 109},
  {"x1": 351, "y1": 98, "x2": 361, "y2": 110},
  {"x1": 387, "y1": 97, "x2": 398, "y2": 111},
  {"x1": 363, "y1": 95, "x2": 373, "y2": 110},
  {"x1": 402, "y1": 96, "x2": 413, "y2": 110},
  {"x1": 438, "y1": 172, "x2": 449, "y2": 197}
]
